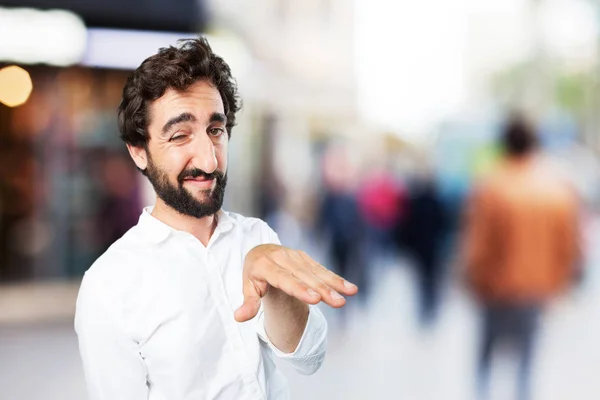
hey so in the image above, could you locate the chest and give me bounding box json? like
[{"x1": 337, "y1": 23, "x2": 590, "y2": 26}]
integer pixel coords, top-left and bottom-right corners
[
  {"x1": 132, "y1": 247, "x2": 261, "y2": 390},
  {"x1": 132, "y1": 238, "x2": 262, "y2": 369}
]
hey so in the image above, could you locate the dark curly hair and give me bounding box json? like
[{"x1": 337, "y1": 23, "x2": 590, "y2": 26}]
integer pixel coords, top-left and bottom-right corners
[
  {"x1": 117, "y1": 37, "x2": 240, "y2": 148},
  {"x1": 501, "y1": 112, "x2": 538, "y2": 157}
]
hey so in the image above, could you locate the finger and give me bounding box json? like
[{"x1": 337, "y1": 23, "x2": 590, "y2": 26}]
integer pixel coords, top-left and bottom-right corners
[
  {"x1": 234, "y1": 279, "x2": 263, "y2": 322},
  {"x1": 234, "y1": 295, "x2": 261, "y2": 322},
  {"x1": 298, "y1": 252, "x2": 359, "y2": 296},
  {"x1": 287, "y1": 262, "x2": 348, "y2": 308},
  {"x1": 267, "y1": 266, "x2": 323, "y2": 305}
]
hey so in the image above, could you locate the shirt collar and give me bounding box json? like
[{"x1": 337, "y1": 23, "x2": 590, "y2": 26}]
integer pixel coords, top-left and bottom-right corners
[{"x1": 137, "y1": 206, "x2": 235, "y2": 244}]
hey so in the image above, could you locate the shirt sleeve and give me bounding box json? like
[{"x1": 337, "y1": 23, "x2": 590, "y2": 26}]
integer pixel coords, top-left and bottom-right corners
[
  {"x1": 74, "y1": 275, "x2": 149, "y2": 400},
  {"x1": 255, "y1": 220, "x2": 329, "y2": 375},
  {"x1": 255, "y1": 304, "x2": 328, "y2": 375}
]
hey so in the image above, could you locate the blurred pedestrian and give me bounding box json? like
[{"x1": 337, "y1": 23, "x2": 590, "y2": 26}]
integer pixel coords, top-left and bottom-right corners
[
  {"x1": 397, "y1": 172, "x2": 447, "y2": 327},
  {"x1": 317, "y1": 144, "x2": 366, "y2": 309},
  {"x1": 463, "y1": 113, "x2": 581, "y2": 400},
  {"x1": 357, "y1": 165, "x2": 406, "y2": 264}
]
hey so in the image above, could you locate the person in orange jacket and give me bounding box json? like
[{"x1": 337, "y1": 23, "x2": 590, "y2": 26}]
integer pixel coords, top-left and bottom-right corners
[{"x1": 463, "y1": 113, "x2": 581, "y2": 400}]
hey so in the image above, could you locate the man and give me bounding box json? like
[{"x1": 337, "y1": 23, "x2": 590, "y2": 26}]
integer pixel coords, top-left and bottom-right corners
[
  {"x1": 463, "y1": 114, "x2": 580, "y2": 400},
  {"x1": 74, "y1": 38, "x2": 358, "y2": 400}
]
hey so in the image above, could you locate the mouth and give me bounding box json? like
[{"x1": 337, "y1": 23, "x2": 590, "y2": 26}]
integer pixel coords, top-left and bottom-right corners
[{"x1": 182, "y1": 176, "x2": 215, "y2": 189}]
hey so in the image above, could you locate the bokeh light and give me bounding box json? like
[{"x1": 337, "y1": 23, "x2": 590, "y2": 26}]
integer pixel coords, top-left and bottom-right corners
[{"x1": 0, "y1": 65, "x2": 33, "y2": 107}]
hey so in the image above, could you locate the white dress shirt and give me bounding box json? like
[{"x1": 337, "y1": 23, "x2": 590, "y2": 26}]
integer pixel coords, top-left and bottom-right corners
[{"x1": 74, "y1": 207, "x2": 328, "y2": 400}]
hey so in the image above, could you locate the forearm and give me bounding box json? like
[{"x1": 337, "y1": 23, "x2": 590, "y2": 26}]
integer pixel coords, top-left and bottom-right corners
[{"x1": 262, "y1": 287, "x2": 309, "y2": 353}]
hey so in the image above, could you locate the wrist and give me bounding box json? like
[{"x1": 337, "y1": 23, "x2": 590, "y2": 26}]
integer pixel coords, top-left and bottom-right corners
[{"x1": 263, "y1": 287, "x2": 308, "y2": 312}]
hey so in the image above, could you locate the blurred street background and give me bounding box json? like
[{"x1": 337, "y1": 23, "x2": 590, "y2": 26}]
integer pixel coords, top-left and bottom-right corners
[{"x1": 2, "y1": 0, "x2": 600, "y2": 399}]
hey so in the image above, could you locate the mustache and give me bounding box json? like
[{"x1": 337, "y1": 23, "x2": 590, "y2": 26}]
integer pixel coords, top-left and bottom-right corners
[{"x1": 177, "y1": 168, "x2": 225, "y2": 183}]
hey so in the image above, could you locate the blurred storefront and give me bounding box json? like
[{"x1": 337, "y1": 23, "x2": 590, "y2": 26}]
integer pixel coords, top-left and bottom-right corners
[
  {"x1": 0, "y1": 1, "x2": 210, "y2": 282},
  {"x1": 0, "y1": 66, "x2": 136, "y2": 281}
]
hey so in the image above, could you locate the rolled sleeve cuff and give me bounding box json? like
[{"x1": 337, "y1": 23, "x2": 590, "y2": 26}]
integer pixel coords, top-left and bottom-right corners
[{"x1": 256, "y1": 305, "x2": 328, "y2": 373}]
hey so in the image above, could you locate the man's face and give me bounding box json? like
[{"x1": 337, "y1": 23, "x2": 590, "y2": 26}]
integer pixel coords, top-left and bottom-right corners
[{"x1": 140, "y1": 80, "x2": 229, "y2": 219}]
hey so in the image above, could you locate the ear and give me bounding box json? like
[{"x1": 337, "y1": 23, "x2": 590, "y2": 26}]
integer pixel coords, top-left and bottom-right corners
[{"x1": 127, "y1": 144, "x2": 149, "y2": 171}]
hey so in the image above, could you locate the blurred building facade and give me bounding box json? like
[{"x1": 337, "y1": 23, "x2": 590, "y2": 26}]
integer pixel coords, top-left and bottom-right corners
[
  {"x1": 207, "y1": 0, "x2": 361, "y2": 226},
  {"x1": 0, "y1": 0, "x2": 362, "y2": 281}
]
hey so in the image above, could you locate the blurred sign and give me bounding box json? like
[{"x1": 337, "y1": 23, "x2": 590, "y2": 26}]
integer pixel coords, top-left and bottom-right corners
[
  {"x1": 82, "y1": 29, "x2": 252, "y2": 75},
  {"x1": 0, "y1": 7, "x2": 87, "y2": 66},
  {"x1": 0, "y1": 0, "x2": 206, "y2": 32}
]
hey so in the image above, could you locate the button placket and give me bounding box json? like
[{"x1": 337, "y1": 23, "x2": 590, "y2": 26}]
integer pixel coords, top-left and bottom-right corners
[
  {"x1": 179, "y1": 227, "x2": 264, "y2": 399},
  {"x1": 205, "y1": 250, "x2": 266, "y2": 400}
]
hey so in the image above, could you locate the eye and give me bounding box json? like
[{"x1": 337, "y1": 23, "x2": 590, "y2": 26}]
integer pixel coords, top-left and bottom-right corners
[
  {"x1": 209, "y1": 127, "x2": 225, "y2": 137},
  {"x1": 169, "y1": 133, "x2": 188, "y2": 142}
]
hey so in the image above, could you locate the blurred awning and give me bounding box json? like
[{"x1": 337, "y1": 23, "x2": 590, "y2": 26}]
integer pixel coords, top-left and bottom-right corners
[{"x1": 0, "y1": 0, "x2": 207, "y2": 32}]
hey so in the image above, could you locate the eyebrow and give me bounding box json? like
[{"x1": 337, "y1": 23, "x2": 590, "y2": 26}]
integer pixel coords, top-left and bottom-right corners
[
  {"x1": 161, "y1": 112, "x2": 227, "y2": 136},
  {"x1": 161, "y1": 112, "x2": 197, "y2": 136},
  {"x1": 209, "y1": 112, "x2": 227, "y2": 125}
]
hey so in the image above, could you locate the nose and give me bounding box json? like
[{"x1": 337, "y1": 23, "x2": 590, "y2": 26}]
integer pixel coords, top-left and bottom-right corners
[{"x1": 189, "y1": 132, "x2": 218, "y2": 174}]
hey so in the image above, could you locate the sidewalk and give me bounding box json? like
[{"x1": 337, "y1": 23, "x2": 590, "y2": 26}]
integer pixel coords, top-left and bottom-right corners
[{"x1": 0, "y1": 280, "x2": 80, "y2": 325}]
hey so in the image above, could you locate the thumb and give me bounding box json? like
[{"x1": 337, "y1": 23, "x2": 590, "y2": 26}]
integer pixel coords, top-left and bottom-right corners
[{"x1": 234, "y1": 281, "x2": 263, "y2": 322}]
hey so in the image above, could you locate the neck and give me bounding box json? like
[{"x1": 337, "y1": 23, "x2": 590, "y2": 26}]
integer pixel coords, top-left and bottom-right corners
[
  {"x1": 507, "y1": 152, "x2": 535, "y2": 164},
  {"x1": 151, "y1": 197, "x2": 218, "y2": 246}
]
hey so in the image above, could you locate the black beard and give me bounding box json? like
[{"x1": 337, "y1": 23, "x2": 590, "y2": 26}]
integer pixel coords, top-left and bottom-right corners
[{"x1": 145, "y1": 158, "x2": 227, "y2": 219}]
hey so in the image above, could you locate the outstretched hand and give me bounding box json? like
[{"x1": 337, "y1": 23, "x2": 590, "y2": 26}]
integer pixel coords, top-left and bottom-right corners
[{"x1": 234, "y1": 244, "x2": 358, "y2": 322}]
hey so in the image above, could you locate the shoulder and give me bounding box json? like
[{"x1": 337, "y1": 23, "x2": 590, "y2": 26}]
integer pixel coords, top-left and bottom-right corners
[
  {"x1": 224, "y1": 211, "x2": 280, "y2": 244},
  {"x1": 469, "y1": 176, "x2": 494, "y2": 199},
  {"x1": 75, "y1": 227, "x2": 159, "y2": 340},
  {"x1": 85, "y1": 228, "x2": 149, "y2": 280},
  {"x1": 226, "y1": 211, "x2": 272, "y2": 232},
  {"x1": 77, "y1": 228, "x2": 150, "y2": 309}
]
